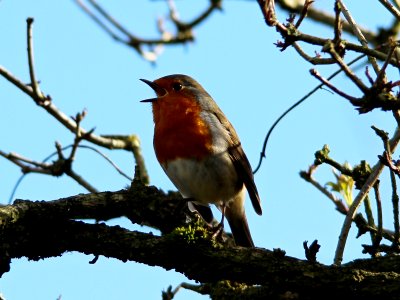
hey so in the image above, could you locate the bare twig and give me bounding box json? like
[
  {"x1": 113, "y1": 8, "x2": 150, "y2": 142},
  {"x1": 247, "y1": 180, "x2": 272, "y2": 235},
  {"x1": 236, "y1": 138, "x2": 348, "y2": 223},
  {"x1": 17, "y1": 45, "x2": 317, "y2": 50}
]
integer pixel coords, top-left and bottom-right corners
[
  {"x1": 163, "y1": 282, "x2": 208, "y2": 299},
  {"x1": 337, "y1": 0, "x2": 380, "y2": 74},
  {"x1": 66, "y1": 168, "x2": 98, "y2": 193},
  {"x1": 259, "y1": 1, "x2": 400, "y2": 66},
  {"x1": 0, "y1": 63, "x2": 148, "y2": 184},
  {"x1": 26, "y1": 18, "x2": 43, "y2": 100},
  {"x1": 75, "y1": 0, "x2": 221, "y2": 61},
  {"x1": 257, "y1": 0, "x2": 277, "y2": 26},
  {"x1": 253, "y1": 54, "x2": 365, "y2": 174},
  {"x1": 0, "y1": 150, "x2": 53, "y2": 175},
  {"x1": 379, "y1": 0, "x2": 400, "y2": 20},
  {"x1": 0, "y1": 65, "x2": 128, "y2": 149},
  {"x1": 373, "y1": 181, "x2": 383, "y2": 250},
  {"x1": 334, "y1": 126, "x2": 400, "y2": 265},
  {"x1": 300, "y1": 167, "x2": 348, "y2": 215},
  {"x1": 169, "y1": 0, "x2": 222, "y2": 30},
  {"x1": 374, "y1": 42, "x2": 397, "y2": 88},
  {"x1": 78, "y1": 145, "x2": 132, "y2": 181},
  {"x1": 333, "y1": 1, "x2": 342, "y2": 44},
  {"x1": 3, "y1": 143, "x2": 133, "y2": 204},
  {"x1": 293, "y1": 43, "x2": 335, "y2": 65},
  {"x1": 390, "y1": 164, "x2": 400, "y2": 248},
  {"x1": 7, "y1": 175, "x2": 26, "y2": 204},
  {"x1": 87, "y1": 0, "x2": 136, "y2": 39},
  {"x1": 75, "y1": 0, "x2": 127, "y2": 44},
  {"x1": 275, "y1": 0, "x2": 377, "y2": 42},
  {"x1": 383, "y1": 133, "x2": 400, "y2": 248},
  {"x1": 294, "y1": 0, "x2": 313, "y2": 29},
  {"x1": 325, "y1": 42, "x2": 369, "y2": 93},
  {"x1": 373, "y1": 126, "x2": 400, "y2": 248},
  {"x1": 310, "y1": 69, "x2": 360, "y2": 102},
  {"x1": 363, "y1": 195, "x2": 376, "y2": 242}
]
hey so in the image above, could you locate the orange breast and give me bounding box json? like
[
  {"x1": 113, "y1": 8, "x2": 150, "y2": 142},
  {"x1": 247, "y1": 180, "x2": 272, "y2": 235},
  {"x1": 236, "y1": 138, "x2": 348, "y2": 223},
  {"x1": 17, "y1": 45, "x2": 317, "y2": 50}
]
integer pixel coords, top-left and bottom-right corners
[{"x1": 152, "y1": 95, "x2": 213, "y2": 163}]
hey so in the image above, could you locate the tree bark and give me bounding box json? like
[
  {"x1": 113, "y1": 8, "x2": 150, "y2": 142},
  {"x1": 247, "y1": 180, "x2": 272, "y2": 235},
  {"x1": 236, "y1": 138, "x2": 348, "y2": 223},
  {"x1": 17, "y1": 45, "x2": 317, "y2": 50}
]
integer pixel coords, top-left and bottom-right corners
[{"x1": 1, "y1": 182, "x2": 400, "y2": 299}]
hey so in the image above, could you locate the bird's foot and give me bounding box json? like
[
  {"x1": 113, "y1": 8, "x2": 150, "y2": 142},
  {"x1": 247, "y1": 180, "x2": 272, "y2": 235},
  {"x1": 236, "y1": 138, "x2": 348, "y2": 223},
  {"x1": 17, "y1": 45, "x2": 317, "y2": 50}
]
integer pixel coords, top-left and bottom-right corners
[{"x1": 211, "y1": 221, "x2": 225, "y2": 242}]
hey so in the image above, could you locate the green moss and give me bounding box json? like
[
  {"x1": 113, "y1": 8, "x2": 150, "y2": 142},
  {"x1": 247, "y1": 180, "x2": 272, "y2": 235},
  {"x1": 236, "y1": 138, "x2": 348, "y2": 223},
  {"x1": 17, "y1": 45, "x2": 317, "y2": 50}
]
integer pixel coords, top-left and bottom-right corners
[{"x1": 169, "y1": 220, "x2": 222, "y2": 248}]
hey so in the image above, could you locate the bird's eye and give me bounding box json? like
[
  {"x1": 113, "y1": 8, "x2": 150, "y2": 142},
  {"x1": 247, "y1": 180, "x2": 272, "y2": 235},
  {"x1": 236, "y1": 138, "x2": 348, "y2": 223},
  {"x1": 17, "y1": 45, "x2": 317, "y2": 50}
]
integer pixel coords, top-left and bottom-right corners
[{"x1": 172, "y1": 82, "x2": 183, "y2": 91}]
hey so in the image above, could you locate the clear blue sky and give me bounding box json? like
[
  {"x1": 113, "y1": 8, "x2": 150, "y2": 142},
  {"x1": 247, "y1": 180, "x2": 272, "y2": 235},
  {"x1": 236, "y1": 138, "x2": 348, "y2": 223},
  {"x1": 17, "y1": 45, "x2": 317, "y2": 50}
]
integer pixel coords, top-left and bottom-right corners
[{"x1": 0, "y1": 1, "x2": 396, "y2": 299}]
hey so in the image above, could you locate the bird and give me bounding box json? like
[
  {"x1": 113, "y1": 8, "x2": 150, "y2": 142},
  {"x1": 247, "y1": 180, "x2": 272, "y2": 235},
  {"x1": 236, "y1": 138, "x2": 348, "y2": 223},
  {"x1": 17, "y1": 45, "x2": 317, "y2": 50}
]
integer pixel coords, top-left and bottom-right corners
[{"x1": 140, "y1": 74, "x2": 262, "y2": 247}]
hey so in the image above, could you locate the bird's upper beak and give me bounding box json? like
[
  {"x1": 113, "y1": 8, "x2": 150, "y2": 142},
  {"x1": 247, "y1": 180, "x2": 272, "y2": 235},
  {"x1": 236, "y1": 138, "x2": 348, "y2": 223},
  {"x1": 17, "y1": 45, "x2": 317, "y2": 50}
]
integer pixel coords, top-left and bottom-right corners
[{"x1": 140, "y1": 79, "x2": 167, "y2": 103}]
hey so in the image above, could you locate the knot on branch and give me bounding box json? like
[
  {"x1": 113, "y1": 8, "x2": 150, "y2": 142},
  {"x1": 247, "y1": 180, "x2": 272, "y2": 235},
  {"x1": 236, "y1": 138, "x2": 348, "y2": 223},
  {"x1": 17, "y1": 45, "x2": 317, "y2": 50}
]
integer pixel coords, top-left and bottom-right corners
[
  {"x1": 353, "y1": 161, "x2": 372, "y2": 189},
  {"x1": 51, "y1": 158, "x2": 72, "y2": 176},
  {"x1": 303, "y1": 240, "x2": 320, "y2": 263},
  {"x1": 314, "y1": 145, "x2": 330, "y2": 165},
  {"x1": 353, "y1": 90, "x2": 400, "y2": 114}
]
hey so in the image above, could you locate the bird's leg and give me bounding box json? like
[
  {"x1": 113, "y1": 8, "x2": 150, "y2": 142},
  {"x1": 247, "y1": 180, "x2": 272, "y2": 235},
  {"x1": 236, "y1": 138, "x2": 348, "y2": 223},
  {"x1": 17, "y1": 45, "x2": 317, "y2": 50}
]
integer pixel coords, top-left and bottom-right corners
[
  {"x1": 211, "y1": 203, "x2": 226, "y2": 240},
  {"x1": 189, "y1": 201, "x2": 214, "y2": 224},
  {"x1": 219, "y1": 204, "x2": 226, "y2": 228}
]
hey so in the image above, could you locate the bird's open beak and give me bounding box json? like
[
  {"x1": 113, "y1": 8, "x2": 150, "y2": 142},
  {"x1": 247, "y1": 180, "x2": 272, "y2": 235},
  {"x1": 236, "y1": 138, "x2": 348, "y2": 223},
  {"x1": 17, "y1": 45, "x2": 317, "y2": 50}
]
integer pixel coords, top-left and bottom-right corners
[{"x1": 140, "y1": 79, "x2": 166, "y2": 103}]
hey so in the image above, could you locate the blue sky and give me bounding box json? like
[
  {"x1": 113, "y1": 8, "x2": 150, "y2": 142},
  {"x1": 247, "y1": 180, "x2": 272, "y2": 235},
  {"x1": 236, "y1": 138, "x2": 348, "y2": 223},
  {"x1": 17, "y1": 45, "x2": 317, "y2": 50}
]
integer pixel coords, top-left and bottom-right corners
[{"x1": 0, "y1": 1, "x2": 396, "y2": 299}]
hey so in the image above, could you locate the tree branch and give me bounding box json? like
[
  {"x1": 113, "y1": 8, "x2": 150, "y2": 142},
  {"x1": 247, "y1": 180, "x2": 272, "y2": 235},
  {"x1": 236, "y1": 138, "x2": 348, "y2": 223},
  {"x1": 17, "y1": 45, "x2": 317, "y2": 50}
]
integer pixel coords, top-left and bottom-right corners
[{"x1": 2, "y1": 187, "x2": 400, "y2": 299}]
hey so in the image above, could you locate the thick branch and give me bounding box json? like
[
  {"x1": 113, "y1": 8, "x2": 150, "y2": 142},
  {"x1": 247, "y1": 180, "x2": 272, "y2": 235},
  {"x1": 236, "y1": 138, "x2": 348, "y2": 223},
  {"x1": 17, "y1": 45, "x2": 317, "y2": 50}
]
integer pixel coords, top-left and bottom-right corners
[
  {"x1": 1, "y1": 188, "x2": 400, "y2": 299},
  {"x1": 0, "y1": 184, "x2": 186, "y2": 234}
]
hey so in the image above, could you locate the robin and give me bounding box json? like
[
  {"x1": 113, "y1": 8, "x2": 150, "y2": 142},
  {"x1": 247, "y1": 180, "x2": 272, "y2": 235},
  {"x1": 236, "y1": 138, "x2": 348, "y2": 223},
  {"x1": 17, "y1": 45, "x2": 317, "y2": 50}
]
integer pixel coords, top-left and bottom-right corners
[{"x1": 140, "y1": 74, "x2": 262, "y2": 247}]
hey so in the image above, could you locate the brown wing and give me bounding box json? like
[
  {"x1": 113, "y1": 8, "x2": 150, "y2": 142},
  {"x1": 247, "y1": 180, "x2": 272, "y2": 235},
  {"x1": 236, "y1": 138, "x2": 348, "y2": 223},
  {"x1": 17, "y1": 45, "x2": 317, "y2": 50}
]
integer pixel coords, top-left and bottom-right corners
[
  {"x1": 229, "y1": 143, "x2": 262, "y2": 216},
  {"x1": 211, "y1": 110, "x2": 262, "y2": 216}
]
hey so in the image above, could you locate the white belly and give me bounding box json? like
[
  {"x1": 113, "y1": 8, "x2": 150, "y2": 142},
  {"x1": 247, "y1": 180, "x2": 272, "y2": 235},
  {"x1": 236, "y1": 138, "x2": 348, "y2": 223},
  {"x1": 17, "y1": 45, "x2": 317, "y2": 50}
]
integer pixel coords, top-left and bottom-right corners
[{"x1": 161, "y1": 154, "x2": 241, "y2": 206}]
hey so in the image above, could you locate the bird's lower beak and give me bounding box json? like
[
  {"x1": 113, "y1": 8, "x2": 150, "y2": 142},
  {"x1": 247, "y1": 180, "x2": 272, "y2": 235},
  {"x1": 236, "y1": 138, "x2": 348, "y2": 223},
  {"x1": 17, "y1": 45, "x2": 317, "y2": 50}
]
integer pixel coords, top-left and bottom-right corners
[{"x1": 140, "y1": 78, "x2": 166, "y2": 102}]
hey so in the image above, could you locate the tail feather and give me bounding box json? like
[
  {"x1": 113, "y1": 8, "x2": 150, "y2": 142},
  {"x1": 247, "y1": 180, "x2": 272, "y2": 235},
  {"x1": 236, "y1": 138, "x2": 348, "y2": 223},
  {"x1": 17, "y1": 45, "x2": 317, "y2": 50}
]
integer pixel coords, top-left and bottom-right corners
[{"x1": 225, "y1": 207, "x2": 254, "y2": 247}]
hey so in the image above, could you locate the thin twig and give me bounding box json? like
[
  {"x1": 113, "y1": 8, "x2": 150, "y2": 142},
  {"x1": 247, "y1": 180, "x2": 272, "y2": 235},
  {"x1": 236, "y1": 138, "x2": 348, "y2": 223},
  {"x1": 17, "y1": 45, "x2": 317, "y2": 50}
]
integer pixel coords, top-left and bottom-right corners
[
  {"x1": 337, "y1": 0, "x2": 380, "y2": 75},
  {"x1": 300, "y1": 169, "x2": 348, "y2": 214},
  {"x1": 26, "y1": 18, "x2": 43, "y2": 100},
  {"x1": 390, "y1": 164, "x2": 400, "y2": 247},
  {"x1": 66, "y1": 169, "x2": 98, "y2": 193},
  {"x1": 41, "y1": 144, "x2": 132, "y2": 181},
  {"x1": 75, "y1": 0, "x2": 128, "y2": 44},
  {"x1": 8, "y1": 175, "x2": 26, "y2": 204},
  {"x1": 276, "y1": 0, "x2": 377, "y2": 43},
  {"x1": 0, "y1": 65, "x2": 141, "y2": 153},
  {"x1": 87, "y1": 0, "x2": 136, "y2": 39},
  {"x1": 0, "y1": 150, "x2": 52, "y2": 173},
  {"x1": 379, "y1": 0, "x2": 400, "y2": 20},
  {"x1": 253, "y1": 54, "x2": 365, "y2": 174},
  {"x1": 293, "y1": 43, "x2": 335, "y2": 65},
  {"x1": 373, "y1": 181, "x2": 383, "y2": 249},
  {"x1": 326, "y1": 42, "x2": 369, "y2": 93},
  {"x1": 384, "y1": 136, "x2": 400, "y2": 247},
  {"x1": 294, "y1": 0, "x2": 312, "y2": 29},
  {"x1": 374, "y1": 42, "x2": 397, "y2": 88},
  {"x1": 4, "y1": 143, "x2": 132, "y2": 204},
  {"x1": 363, "y1": 195, "x2": 376, "y2": 243},
  {"x1": 334, "y1": 126, "x2": 400, "y2": 265},
  {"x1": 310, "y1": 69, "x2": 360, "y2": 102},
  {"x1": 257, "y1": 0, "x2": 277, "y2": 26},
  {"x1": 169, "y1": 0, "x2": 221, "y2": 30},
  {"x1": 165, "y1": 282, "x2": 208, "y2": 299},
  {"x1": 79, "y1": 145, "x2": 132, "y2": 181},
  {"x1": 75, "y1": 0, "x2": 220, "y2": 61},
  {"x1": 259, "y1": 1, "x2": 399, "y2": 66},
  {"x1": 333, "y1": 1, "x2": 342, "y2": 44},
  {"x1": 1, "y1": 151, "x2": 47, "y2": 168}
]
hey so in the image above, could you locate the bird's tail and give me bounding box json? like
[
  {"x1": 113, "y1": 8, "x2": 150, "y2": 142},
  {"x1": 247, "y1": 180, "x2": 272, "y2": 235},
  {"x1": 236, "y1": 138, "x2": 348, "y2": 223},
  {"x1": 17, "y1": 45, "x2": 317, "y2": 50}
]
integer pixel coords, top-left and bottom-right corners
[
  {"x1": 226, "y1": 210, "x2": 254, "y2": 247},
  {"x1": 225, "y1": 194, "x2": 255, "y2": 247}
]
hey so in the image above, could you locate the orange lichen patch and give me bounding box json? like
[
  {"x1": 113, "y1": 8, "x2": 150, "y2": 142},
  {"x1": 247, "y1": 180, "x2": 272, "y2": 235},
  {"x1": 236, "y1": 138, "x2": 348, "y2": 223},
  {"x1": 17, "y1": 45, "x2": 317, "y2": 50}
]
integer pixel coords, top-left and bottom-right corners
[{"x1": 152, "y1": 94, "x2": 213, "y2": 163}]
